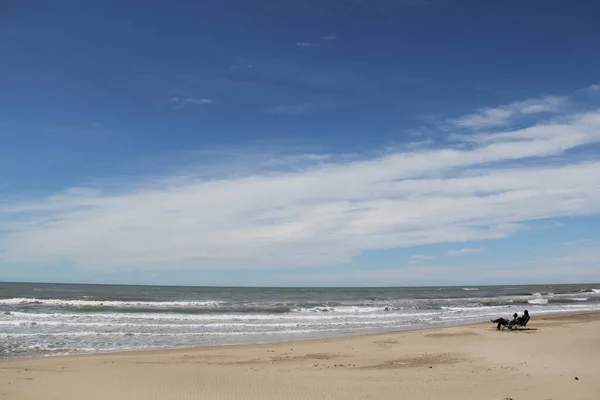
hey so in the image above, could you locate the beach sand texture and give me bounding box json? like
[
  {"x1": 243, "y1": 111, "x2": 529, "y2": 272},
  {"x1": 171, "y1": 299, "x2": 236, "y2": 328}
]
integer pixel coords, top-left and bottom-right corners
[{"x1": 1, "y1": 312, "x2": 598, "y2": 400}]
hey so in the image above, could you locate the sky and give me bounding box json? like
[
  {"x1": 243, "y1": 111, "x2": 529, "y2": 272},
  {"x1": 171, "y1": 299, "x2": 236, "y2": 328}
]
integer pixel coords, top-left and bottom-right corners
[{"x1": 1, "y1": 0, "x2": 600, "y2": 286}]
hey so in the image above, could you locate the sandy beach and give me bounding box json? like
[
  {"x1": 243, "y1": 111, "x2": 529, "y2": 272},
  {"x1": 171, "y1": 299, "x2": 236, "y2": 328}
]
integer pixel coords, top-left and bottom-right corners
[{"x1": 1, "y1": 312, "x2": 598, "y2": 400}]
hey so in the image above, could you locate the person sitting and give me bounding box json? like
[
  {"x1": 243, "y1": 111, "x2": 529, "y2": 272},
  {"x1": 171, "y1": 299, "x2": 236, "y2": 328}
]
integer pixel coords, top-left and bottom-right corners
[
  {"x1": 491, "y1": 313, "x2": 518, "y2": 330},
  {"x1": 510, "y1": 310, "x2": 530, "y2": 329},
  {"x1": 507, "y1": 312, "x2": 520, "y2": 328}
]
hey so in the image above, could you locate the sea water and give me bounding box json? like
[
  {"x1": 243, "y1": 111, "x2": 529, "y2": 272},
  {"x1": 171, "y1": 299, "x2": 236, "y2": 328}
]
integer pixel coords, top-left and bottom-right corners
[{"x1": 1, "y1": 282, "x2": 599, "y2": 359}]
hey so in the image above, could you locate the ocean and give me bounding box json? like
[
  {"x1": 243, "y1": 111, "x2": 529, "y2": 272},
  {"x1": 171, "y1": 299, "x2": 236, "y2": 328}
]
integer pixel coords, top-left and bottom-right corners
[{"x1": 1, "y1": 282, "x2": 599, "y2": 359}]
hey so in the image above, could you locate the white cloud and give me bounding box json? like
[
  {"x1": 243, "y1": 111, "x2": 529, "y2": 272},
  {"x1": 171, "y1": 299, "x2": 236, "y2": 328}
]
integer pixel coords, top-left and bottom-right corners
[
  {"x1": 409, "y1": 254, "x2": 436, "y2": 264},
  {"x1": 296, "y1": 42, "x2": 315, "y2": 48},
  {"x1": 169, "y1": 97, "x2": 214, "y2": 107},
  {"x1": 447, "y1": 248, "x2": 485, "y2": 256},
  {"x1": 586, "y1": 84, "x2": 600, "y2": 92},
  {"x1": 1, "y1": 90, "x2": 600, "y2": 272},
  {"x1": 560, "y1": 239, "x2": 594, "y2": 247},
  {"x1": 322, "y1": 34, "x2": 337, "y2": 41},
  {"x1": 453, "y1": 95, "x2": 568, "y2": 129}
]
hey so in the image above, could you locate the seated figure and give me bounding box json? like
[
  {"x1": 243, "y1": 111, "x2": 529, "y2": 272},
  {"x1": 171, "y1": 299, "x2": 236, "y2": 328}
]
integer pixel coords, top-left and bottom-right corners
[{"x1": 491, "y1": 313, "x2": 518, "y2": 330}]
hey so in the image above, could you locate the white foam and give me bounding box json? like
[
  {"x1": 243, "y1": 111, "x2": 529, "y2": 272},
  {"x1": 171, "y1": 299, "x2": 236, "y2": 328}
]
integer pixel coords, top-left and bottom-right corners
[
  {"x1": 528, "y1": 298, "x2": 549, "y2": 305},
  {"x1": 0, "y1": 298, "x2": 224, "y2": 309},
  {"x1": 462, "y1": 288, "x2": 479, "y2": 291},
  {"x1": 295, "y1": 306, "x2": 385, "y2": 314}
]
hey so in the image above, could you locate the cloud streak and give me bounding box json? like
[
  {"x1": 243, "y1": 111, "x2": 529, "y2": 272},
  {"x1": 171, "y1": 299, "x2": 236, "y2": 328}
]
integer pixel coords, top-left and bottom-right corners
[
  {"x1": 447, "y1": 248, "x2": 485, "y2": 256},
  {"x1": 169, "y1": 97, "x2": 214, "y2": 108},
  {"x1": 409, "y1": 255, "x2": 436, "y2": 264},
  {"x1": 1, "y1": 88, "x2": 600, "y2": 272},
  {"x1": 296, "y1": 42, "x2": 316, "y2": 48},
  {"x1": 452, "y1": 95, "x2": 568, "y2": 129},
  {"x1": 296, "y1": 33, "x2": 337, "y2": 48}
]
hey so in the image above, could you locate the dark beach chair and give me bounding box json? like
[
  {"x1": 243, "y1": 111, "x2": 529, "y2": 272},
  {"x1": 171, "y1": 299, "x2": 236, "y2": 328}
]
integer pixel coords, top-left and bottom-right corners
[{"x1": 509, "y1": 314, "x2": 530, "y2": 330}]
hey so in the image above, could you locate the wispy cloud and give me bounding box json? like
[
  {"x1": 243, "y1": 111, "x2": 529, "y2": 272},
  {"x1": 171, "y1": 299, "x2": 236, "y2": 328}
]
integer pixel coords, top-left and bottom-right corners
[
  {"x1": 452, "y1": 95, "x2": 568, "y2": 130},
  {"x1": 169, "y1": 97, "x2": 214, "y2": 108},
  {"x1": 560, "y1": 239, "x2": 594, "y2": 247},
  {"x1": 447, "y1": 248, "x2": 485, "y2": 256},
  {"x1": 587, "y1": 84, "x2": 600, "y2": 92},
  {"x1": 409, "y1": 255, "x2": 436, "y2": 264},
  {"x1": 296, "y1": 42, "x2": 316, "y2": 48},
  {"x1": 403, "y1": 140, "x2": 434, "y2": 150},
  {"x1": 1, "y1": 86, "x2": 600, "y2": 272},
  {"x1": 322, "y1": 34, "x2": 337, "y2": 41}
]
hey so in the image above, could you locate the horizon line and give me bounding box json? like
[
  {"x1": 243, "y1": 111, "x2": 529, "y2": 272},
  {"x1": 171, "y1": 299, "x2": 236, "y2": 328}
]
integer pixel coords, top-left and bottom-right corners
[{"x1": 2, "y1": 280, "x2": 598, "y2": 289}]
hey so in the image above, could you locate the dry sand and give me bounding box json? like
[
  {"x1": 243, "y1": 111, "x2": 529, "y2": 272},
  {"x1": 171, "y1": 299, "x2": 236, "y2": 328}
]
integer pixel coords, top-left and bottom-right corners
[{"x1": 1, "y1": 312, "x2": 598, "y2": 400}]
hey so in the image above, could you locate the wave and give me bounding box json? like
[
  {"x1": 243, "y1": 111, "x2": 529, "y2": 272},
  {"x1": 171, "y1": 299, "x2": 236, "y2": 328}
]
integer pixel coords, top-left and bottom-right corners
[
  {"x1": 0, "y1": 316, "x2": 429, "y2": 333},
  {"x1": 479, "y1": 294, "x2": 593, "y2": 307},
  {"x1": 0, "y1": 298, "x2": 434, "y2": 315},
  {"x1": 0, "y1": 296, "x2": 534, "y2": 316},
  {"x1": 551, "y1": 288, "x2": 600, "y2": 295},
  {"x1": 3, "y1": 289, "x2": 598, "y2": 317},
  {"x1": 77, "y1": 305, "x2": 295, "y2": 314},
  {"x1": 0, "y1": 298, "x2": 223, "y2": 308},
  {"x1": 479, "y1": 300, "x2": 522, "y2": 306},
  {"x1": 0, "y1": 344, "x2": 128, "y2": 357},
  {"x1": 549, "y1": 297, "x2": 590, "y2": 304},
  {"x1": 528, "y1": 298, "x2": 548, "y2": 305},
  {"x1": 0, "y1": 326, "x2": 391, "y2": 349},
  {"x1": 0, "y1": 298, "x2": 296, "y2": 314}
]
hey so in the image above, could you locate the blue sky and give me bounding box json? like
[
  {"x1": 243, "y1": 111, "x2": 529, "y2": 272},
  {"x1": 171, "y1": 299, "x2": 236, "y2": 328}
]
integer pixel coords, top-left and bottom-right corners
[{"x1": 1, "y1": 0, "x2": 600, "y2": 286}]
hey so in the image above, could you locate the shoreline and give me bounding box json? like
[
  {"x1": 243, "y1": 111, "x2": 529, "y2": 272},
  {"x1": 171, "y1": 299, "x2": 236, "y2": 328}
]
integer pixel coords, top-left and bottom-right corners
[
  {"x1": 2, "y1": 309, "x2": 597, "y2": 363},
  {"x1": 3, "y1": 282, "x2": 598, "y2": 362},
  {"x1": 2, "y1": 311, "x2": 599, "y2": 399}
]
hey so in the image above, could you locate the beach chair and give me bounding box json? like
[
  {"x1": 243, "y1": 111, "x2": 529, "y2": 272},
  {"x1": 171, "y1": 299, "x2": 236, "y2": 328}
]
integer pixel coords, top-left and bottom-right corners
[{"x1": 508, "y1": 314, "x2": 530, "y2": 330}]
